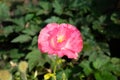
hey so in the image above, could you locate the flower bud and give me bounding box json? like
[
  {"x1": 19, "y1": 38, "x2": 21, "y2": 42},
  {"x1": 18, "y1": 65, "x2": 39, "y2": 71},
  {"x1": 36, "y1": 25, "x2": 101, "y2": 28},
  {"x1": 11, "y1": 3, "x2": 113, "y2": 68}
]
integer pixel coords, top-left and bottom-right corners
[{"x1": 18, "y1": 61, "x2": 28, "y2": 73}]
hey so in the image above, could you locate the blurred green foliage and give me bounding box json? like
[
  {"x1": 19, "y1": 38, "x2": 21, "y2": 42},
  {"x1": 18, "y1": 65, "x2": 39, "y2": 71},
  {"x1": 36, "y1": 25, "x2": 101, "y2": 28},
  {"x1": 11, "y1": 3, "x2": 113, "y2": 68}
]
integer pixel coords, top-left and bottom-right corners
[{"x1": 0, "y1": 0, "x2": 120, "y2": 80}]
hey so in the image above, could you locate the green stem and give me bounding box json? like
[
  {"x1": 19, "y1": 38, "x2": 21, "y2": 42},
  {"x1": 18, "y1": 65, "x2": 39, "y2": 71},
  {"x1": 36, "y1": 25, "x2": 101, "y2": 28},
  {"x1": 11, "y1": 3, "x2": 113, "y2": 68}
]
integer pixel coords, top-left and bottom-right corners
[
  {"x1": 53, "y1": 56, "x2": 58, "y2": 80},
  {"x1": 53, "y1": 65, "x2": 56, "y2": 80},
  {"x1": 53, "y1": 62, "x2": 57, "y2": 75},
  {"x1": 21, "y1": 72, "x2": 27, "y2": 80}
]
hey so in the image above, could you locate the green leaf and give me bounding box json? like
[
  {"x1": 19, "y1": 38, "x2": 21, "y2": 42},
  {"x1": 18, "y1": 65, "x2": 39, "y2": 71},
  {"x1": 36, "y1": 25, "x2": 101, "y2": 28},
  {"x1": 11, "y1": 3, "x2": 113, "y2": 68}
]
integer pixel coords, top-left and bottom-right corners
[
  {"x1": 13, "y1": 25, "x2": 24, "y2": 33},
  {"x1": 31, "y1": 36, "x2": 37, "y2": 46},
  {"x1": 86, "y1": 15, "x2": 94, "y2": 23},
  {"x1": 93, "y1": 56, "x2": 110, "y2": 69},
  {"x1": 12, "y1": 18, "x2": 25, "y2": 27},
  {"x1": 68, "y1": 18, "x2": 75, "y2": 25},
  {"x1": 0, "y1": 2, "x2": 9, "y2": 21},
  {"x1": 22, "y1": 25, "x2": 40, "y2": 36},
  {"x1": 104, "y1": 63, "x2": 120, "y2": 76},
  {"x1": 53, "y1": 0, "x2": 63, "y2": 15},
  {"x1": 9, "y1": 49, "x2": 24, "y2": 59},
  {"x1": 94, "y1": 72, "x2": 103, "y2": 80},
  {"x1": 36, "y1": 9, "x2": 44, "y2": 15},
  {"x1": 25, "y1": 14, "x2": 34, "y2": 21},
  {"x1": 102, "y1": 59, "x2": 120, "y2": 76},
  {"x1": 88, "y1": 52, "x2": 97, "y2": 62},
  {"x1": 11, "y1": 34, "x2": 32, "y2": 43},
  {"x1": 111, "y1": 57, "x2": 120, "y2": 64},
  {"x1": 26, "y1": 49, "x2": 48, "y2": 71},
  {"x1": 45, "y1": 16, "x2": 59, "y2": 23},
  {"x1": 79, "y1": 60, "x2": 93, "y2": 75},
  {"x1": 3, "y1": 26, "x2": 14, "y2": 37},
  {"x1": 22, "y1": 29, "x2": 35, "y2": 36},
  {"x1": 57, "y1": 69, "x2": 71, "y2": 80},
  {"x1": 39, "y1": 1, "x2": 51, "y2": 11},
  {"x1": 45, "y1": 16, "x2": 66, "y2": 23},
  {"x1": 99, "y1": 15, "x2": 106, "y2": 23},
  {"x1": 98, "y1": 42, "x2": 111, "y2": 56},
  {"x1": 110, "y1": 13, "x2": 120, "y2": 24},
  {"x1": 94, "y1": 71, "x2": 117, "y2": 80}
]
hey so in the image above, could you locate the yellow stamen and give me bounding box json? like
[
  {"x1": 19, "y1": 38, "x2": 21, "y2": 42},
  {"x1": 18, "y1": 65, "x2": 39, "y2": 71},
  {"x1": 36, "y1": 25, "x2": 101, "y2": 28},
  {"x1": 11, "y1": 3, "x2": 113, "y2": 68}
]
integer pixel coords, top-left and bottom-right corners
[{"x1": 57, "y1": 35, "x2": 65, "y2": 43}]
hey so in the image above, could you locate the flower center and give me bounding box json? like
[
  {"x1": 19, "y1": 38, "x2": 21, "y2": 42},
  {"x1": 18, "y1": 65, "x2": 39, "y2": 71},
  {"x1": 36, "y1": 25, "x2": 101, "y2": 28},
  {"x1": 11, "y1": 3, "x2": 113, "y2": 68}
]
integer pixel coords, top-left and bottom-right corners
[{"x1": 57, "y1": 35, "x2": 65, "y2": 43}]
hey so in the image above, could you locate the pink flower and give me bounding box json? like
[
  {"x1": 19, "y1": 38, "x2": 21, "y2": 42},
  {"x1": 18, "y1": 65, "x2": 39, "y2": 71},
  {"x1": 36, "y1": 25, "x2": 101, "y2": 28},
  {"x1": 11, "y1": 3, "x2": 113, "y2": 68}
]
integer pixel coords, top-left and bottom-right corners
[{"x1": 38, "y1": 23, "x2": 83, "y2": 59}]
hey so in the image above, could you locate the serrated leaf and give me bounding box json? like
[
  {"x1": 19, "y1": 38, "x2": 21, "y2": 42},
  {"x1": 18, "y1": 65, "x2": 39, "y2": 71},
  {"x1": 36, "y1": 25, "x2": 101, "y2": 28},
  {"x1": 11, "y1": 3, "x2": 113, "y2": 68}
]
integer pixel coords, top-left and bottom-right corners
[
  {"x1": 22, "y1": 29, "x2": 35, "y2": 36},
  {"x1": 39, "y1": 1, "x2": 51, "y2": 11},
  {"x1": 9, "y1": 49, "x2": 24, "y2": 59},
  {"x1": 94, "y1": 72, "x2": 103, "y2": 80},
  {"x1": 103, "y1": 61, "x2": 120, "y2": 76},
  {"x1": 99, "y1": 15, "x2": 106, "y2": 23},
  {"x1": 26, "y1": 49, "x2": 48, "y2": 71},
  {"x1": 79, "y1": 60, "x2": 93, "y2": 75},
  {"x1": 0, "y1": 3, "x2": 9, "y2": 21},
  {"x1": 45, "y1": 16, "x2": 59, "y2": 23},
  {"x1": 3, "y1": 26, "x2": 14, "y2": 37},
  {"x1": 93, "y1": 56, "x2": 110, "y2": 69},
  {"x1": 94, "y1": 71, "x2": 117, "y2": 80},
  {"x1": 57, "y1": 69, "x2": 71, "y2": 80},
  {"x1": 53, "y1": 0, "x2": 63, "y2": 15},
  {"x1": 111, "y1": 57, "x2": 120, "y2": 64},
  {"x1": 13, "y1": 25, "x2": 24, "y2": 33},
  {"x1": 11, "y1": 35, "x2": 32, "y2": 43},
  {"x1": 22, "y1": 25, "x2": 40, "y2": 36},
  {"x1": 12, "y1": 18, "x2": 25, "y2": 27},
  {"x1": 69, "y1": 18, "x2": 74, "y2": 25},
  {"x1": 31, "y1": 36, "x2": 37, "y2": 46},
  {"x1": 25, "y1": 14, "x2": 34, "y2": 21},
  {"x1": 36, "y1": 9, "x2": 44, "y2": 15},
  {"x1": 110, "y1": 13, "x2": 120, "y2": 24},
  {"x1": 45, "y1": 16, "x2": 66, "y2": 23},
  {"x1": 88, "y1": 52, "x2": 97, "y2": 62},
  {"x1": 98, "y1": 42, "x2": 110, "y2": 56}
]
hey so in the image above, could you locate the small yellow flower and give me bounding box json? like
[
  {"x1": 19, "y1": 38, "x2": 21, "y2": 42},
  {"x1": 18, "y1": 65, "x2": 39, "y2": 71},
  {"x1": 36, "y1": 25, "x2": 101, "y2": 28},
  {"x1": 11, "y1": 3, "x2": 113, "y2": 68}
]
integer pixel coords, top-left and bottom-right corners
[{"x1": 44, "y1": 73, "x2": 55, "y2": 80}]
